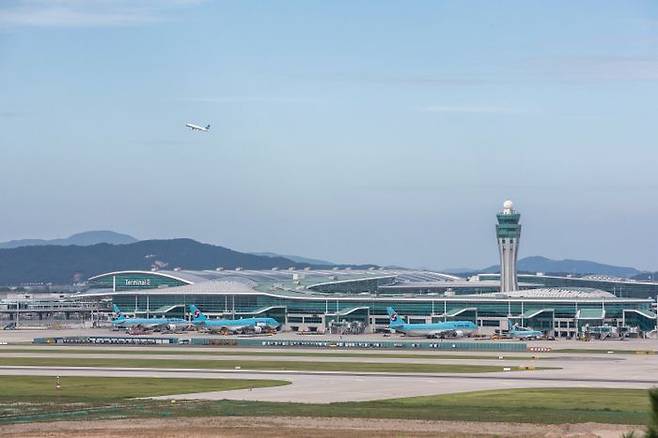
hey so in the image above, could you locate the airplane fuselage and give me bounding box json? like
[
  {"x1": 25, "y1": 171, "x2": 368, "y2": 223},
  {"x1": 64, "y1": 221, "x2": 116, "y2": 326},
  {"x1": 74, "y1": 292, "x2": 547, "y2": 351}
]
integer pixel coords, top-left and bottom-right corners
[
  {"x1": 112, "y1": 317, "x2": 187, "y2": 329},
  {"x1": 509, "y1": 329, "x2": 543, "y2": 339},
  {"x1": 192, "y1": 317, "x2": 279, "y2": 332},
  {"x1": 391, "y1": 321, "x2": 477, "y2": 338},
  {"x1": 507, "y1": 323, "x2": 543, "y2": 339},
  {"x1": 186, "y1": 123, "x2": 209, "y2": 132}
]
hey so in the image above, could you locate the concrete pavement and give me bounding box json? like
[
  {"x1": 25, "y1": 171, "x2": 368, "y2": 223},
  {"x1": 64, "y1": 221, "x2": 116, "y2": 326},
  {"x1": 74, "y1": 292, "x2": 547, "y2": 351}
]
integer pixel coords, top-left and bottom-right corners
[{"x1": 2, "y1": 362, "x2": 658, "y2": 403}]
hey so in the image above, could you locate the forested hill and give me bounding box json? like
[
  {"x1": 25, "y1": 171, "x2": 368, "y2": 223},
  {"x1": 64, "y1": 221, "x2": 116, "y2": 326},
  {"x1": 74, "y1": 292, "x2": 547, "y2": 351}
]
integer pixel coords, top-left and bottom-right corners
[{"x1": 0, "y1": 238, "x2": 306, "y2": 285}]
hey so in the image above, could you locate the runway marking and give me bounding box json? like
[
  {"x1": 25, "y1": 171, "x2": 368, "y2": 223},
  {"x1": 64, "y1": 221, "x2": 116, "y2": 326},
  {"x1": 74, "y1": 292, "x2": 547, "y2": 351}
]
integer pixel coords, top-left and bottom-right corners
[{"x1": 2, "y1": 365, "x2": 658, "y2": 385}]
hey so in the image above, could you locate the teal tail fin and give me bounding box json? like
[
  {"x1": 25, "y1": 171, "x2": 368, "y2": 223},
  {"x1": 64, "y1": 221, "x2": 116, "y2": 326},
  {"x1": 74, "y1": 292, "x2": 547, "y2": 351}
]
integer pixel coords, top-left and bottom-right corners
[
  {"x1": 111, "y1": 304, "x2": 125, "y2": 321},
  {"x1": 189, "y1": 304, "x2": 207, "y2": 321},
  {"x1": 387, "y1": 307, "x2": 402, "y2": 327}
]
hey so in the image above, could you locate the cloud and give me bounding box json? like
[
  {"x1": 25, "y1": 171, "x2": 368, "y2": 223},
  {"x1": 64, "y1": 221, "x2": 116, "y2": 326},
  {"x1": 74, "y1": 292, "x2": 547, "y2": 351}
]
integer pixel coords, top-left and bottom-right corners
[
  {"x1": 0, "y1": 0, "x2": 204, "y2": 28},
  {"x1": 419, "y1": 105, "x2": 525, "y2": 114},
  {"x1": 328, "y1": 55, "x2": 658, "y2": 89},
  {"x1": 322, "y1": 72, "x2": 487, "y2": 87},
  {"x1": 530, "y1": 56, "x2": 658, "y2": 82},
  {"x1": 177, "y1": 97, "x2": 322, "y2": 104},
  {"x1": 0, "y1": 111, "x2": 23, "y2": 118}
]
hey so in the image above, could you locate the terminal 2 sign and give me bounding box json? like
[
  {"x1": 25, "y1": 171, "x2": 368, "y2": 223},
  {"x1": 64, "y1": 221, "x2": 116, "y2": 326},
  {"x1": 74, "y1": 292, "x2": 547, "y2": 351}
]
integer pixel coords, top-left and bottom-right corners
[
  {"x1": 124, "y1": 279, "x2": 151, "y2": 287},
  {"x1": 114, "y1": 276, "x2": 155, "y2": 290}
]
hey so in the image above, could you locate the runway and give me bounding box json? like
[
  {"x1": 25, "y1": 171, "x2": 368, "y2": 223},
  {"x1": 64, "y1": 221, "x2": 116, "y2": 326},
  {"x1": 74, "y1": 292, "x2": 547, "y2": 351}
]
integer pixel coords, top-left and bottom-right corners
[
  {"x1": 1, "y1": 348, "x2": 654, "y2": 380},
  {"x1": 3, "y1": 334, "x2": 658, "y2": 404},
  {"x1": 2, "y1": 364, "x2": 658, "y2": 403},
  {"x1": 0, "y1": 351, "x2": 552, "y2": 366}
]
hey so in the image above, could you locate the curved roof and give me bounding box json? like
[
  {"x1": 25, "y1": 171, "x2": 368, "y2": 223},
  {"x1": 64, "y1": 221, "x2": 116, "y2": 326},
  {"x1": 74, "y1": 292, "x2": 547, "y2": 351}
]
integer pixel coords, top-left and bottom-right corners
[
  {"x1": 88, "y1": 270, "x2": 195, "y2": 284},
  {"x1": 73, "y1": 282, "x2": 648, "y2": 304},
  {"x1": 307, "y1": 275, "x2": 397, "y2": 290},
  {"x1": 476, "y1": 288, "x2": 615, "y2": 299},
  {"x1": 87, "y1": 268, "x2": 470, "y2": 293}
]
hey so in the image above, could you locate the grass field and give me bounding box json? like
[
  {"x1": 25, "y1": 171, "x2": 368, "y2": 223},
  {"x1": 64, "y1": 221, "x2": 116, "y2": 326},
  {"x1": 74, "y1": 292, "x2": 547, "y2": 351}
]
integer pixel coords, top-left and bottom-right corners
[
  {"x1": 0, "y1": 356, "x2": 540, "y2": 373},
  {"x1": 0, "y1": 347, "x2": 536, "y2": 360},
  {"x1": 200, "y1": 387, "x2": 650, "y2": 425},
  {"x1": 0, "y1": 376, "x2": 288, "y2": 424},
  {"x1": 0, "y1": 378, "x2": 649, "y2": 426},
  {"x1": 0, "y1": 376, "x2": 288, "y2": 402}
]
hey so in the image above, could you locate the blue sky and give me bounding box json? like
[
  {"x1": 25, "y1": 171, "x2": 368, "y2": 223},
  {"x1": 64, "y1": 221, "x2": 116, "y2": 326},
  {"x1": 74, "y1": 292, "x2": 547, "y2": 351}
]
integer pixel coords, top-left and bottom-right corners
[{"x1": 1, "y1": 1, "x2": 657, "y2": 269}]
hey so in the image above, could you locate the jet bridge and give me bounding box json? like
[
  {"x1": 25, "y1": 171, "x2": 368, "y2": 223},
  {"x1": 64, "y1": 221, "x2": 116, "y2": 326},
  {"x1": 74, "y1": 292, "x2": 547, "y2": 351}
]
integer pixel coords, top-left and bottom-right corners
[{"x1": 509, "y1": 308, "x2": 555, "y2": 333}]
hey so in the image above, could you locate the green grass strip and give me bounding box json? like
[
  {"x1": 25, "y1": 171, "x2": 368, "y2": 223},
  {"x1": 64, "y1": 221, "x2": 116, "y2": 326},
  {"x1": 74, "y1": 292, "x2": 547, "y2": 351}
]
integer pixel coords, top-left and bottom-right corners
[
  {"x1": 0, "y1": 386, "x2": 649, "y2": 426},
  {"x1": 0, "y1": 376, "x2": 287, "y2": 403}
]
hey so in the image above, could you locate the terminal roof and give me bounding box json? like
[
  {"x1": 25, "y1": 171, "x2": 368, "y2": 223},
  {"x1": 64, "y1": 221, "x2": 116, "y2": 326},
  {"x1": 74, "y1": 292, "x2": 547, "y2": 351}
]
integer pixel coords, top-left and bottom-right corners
[{"x1": 476, "y1": 288, "x2": 615, "y2": 299}]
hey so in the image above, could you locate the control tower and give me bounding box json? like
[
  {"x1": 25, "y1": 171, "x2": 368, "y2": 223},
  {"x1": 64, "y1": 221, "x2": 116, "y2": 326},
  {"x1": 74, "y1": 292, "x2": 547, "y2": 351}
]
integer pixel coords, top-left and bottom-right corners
[{"x1": 496, "y1": 200, "x2": 521, "y2": 292}]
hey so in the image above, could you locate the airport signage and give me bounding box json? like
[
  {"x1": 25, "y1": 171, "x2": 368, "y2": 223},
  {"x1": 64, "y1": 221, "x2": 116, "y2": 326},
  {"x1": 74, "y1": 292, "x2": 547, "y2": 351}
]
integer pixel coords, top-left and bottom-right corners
[{"x1": 124, "y1": 279, "x2": 151, "y2": 287}]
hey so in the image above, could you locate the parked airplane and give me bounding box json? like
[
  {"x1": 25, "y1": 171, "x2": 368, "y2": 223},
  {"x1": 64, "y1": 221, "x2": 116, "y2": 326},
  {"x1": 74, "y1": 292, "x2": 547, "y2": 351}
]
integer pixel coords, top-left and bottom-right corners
[
  {"x1": 507, "y1": 322, "x2": 544, "y2": 339},
  {"x1": 186, "y1": 122, "x2": 210, "y2": 132},
  {"x1": 111, "y1": 304, "x2": 188, "y2": 331},
  {"x1": 189, "y1": 304, "x2": 279, "y2": 334},
  {"x1": 386, "y1": 307, "x2": 477, "y2": 338}
]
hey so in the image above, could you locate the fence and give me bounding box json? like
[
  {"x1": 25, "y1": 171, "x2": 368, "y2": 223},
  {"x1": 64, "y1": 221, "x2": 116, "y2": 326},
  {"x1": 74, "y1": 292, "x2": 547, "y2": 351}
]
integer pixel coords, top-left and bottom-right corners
[
  {"x1": 190, "y1": 337, "x2": 528, "y2": 351},
  {"x1": 32, "y1": 335, "x2": 527, "y2": 351}
]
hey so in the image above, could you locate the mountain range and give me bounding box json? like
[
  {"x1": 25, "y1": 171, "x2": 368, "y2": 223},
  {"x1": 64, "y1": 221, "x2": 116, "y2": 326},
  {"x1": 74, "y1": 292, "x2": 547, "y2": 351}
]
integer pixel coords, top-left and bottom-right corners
[
  {"x1": 0, "y1": 231, "x2": 650, "y2": 285},
  {"x1": 445, "y1": 256, "x2": 642, "y2": 278},
  {"x1": 250, "y1": 252, "x2": 336, "y2": 266},
  {"x1": 0, "y1": 231, "x2": 137, "y2": 249},
  {"x1": 0, "y1": 239, "x2": 319, "y2": 285}
]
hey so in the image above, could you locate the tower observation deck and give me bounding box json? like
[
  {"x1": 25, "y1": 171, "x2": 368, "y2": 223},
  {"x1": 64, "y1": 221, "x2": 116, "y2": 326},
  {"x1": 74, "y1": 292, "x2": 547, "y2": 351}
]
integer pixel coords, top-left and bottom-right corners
[{"x1": 496, "y1": 200, "x2": 521, "y2": 292}]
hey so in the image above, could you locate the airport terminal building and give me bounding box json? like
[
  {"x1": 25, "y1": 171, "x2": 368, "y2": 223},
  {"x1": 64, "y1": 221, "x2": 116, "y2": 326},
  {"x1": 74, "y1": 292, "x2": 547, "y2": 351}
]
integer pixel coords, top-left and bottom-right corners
[
  {"x1": 72, "y1": 201, "x2": 657, "y2": 338},
  {"x1": 76, "y1": 268, "x2": 657, "y2": 338}
]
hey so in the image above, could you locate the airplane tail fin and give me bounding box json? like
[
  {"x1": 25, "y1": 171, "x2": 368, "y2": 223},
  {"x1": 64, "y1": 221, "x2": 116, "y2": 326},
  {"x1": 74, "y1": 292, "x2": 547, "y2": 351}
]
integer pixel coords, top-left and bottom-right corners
[
  {"x1": 112, "y1": 304, "x2": 125, "y2": 320},
  {"x1": 189, "y1": 304, "x2": 206, "y2": 321},
  {"x1": 386, "y1": 307, "x2": 402, "y2": 327}
]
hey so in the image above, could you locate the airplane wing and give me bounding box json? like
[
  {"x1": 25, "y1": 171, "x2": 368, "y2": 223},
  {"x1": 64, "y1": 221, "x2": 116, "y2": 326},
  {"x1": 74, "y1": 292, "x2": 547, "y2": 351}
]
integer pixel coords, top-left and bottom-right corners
[
  {"x1": 427, "y1": 329, "x2": 456, "y2": 338},
  {"x1": 143, "y1": 320, "x2": 178, "y2": 330},
  {"x1": 203, "y1": 322, "x2": 245, "y2": 332},
  {"x1": 186, "y1": 123, "x2": 209, "y2": 132},
  {"x1": 512, "y1": 331, "x2": 542, "y2": 339}
]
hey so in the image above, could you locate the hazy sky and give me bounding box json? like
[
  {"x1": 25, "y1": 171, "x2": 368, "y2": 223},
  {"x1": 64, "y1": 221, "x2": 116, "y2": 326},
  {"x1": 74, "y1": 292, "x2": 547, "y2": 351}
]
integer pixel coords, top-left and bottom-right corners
[{"x1": 1, "y1": 1, "x2": 658, "y2": 270}]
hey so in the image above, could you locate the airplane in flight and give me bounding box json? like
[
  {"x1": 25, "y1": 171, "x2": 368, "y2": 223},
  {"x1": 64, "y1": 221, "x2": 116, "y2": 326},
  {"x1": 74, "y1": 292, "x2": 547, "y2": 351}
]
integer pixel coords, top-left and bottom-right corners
[
  {"x1": 186, "y1": 122, "x2": 210, "y2": 132},
  {"x1": 111, "y1": 304, "x2": 188, "y2": 331},
  {"x1": 189, "y1": 304, "x2": 279, "y2": 334},
  {"x1": 386, "y1": 307, "x2": 477, "y2": 338},
  {"x1": 507, "y1": 322, "x2": 544, "y2": 339}
]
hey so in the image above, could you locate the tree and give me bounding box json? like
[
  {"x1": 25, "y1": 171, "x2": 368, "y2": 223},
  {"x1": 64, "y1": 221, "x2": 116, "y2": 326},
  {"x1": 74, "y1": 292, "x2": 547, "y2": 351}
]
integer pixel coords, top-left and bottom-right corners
[
  {"x1": 624, "y1": 388, "x2": 658, "y2": 438},
  {"x1": 646, "y1": 388, "x2": 658, "y2": 438}
]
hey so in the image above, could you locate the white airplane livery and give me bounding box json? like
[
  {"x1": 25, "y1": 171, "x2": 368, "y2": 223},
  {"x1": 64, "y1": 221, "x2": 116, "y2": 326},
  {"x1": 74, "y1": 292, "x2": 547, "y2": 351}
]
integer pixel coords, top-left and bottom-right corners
[{"x1": 186, "y1": 122, "x2": 210, "y2": 132}]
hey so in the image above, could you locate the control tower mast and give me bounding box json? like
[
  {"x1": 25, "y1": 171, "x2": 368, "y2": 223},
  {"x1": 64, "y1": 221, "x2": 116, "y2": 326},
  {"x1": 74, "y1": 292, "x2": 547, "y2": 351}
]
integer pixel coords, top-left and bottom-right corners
[{"x1": 496, "y1": 200, "x2": 521, "y2": 292}]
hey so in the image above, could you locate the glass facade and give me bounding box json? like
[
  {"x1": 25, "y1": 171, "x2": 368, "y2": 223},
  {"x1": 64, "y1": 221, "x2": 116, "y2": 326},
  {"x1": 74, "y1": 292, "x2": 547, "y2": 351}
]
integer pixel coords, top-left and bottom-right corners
[
  {"x1": 496, "y1": 212, "x2": 521, "y2": 239},
  {"x1": 90, "y1": 271, "x2": 656, "y2": 335},
  {"x1": 110, "y1": 290, "x2": 655, "y2": 332}
]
